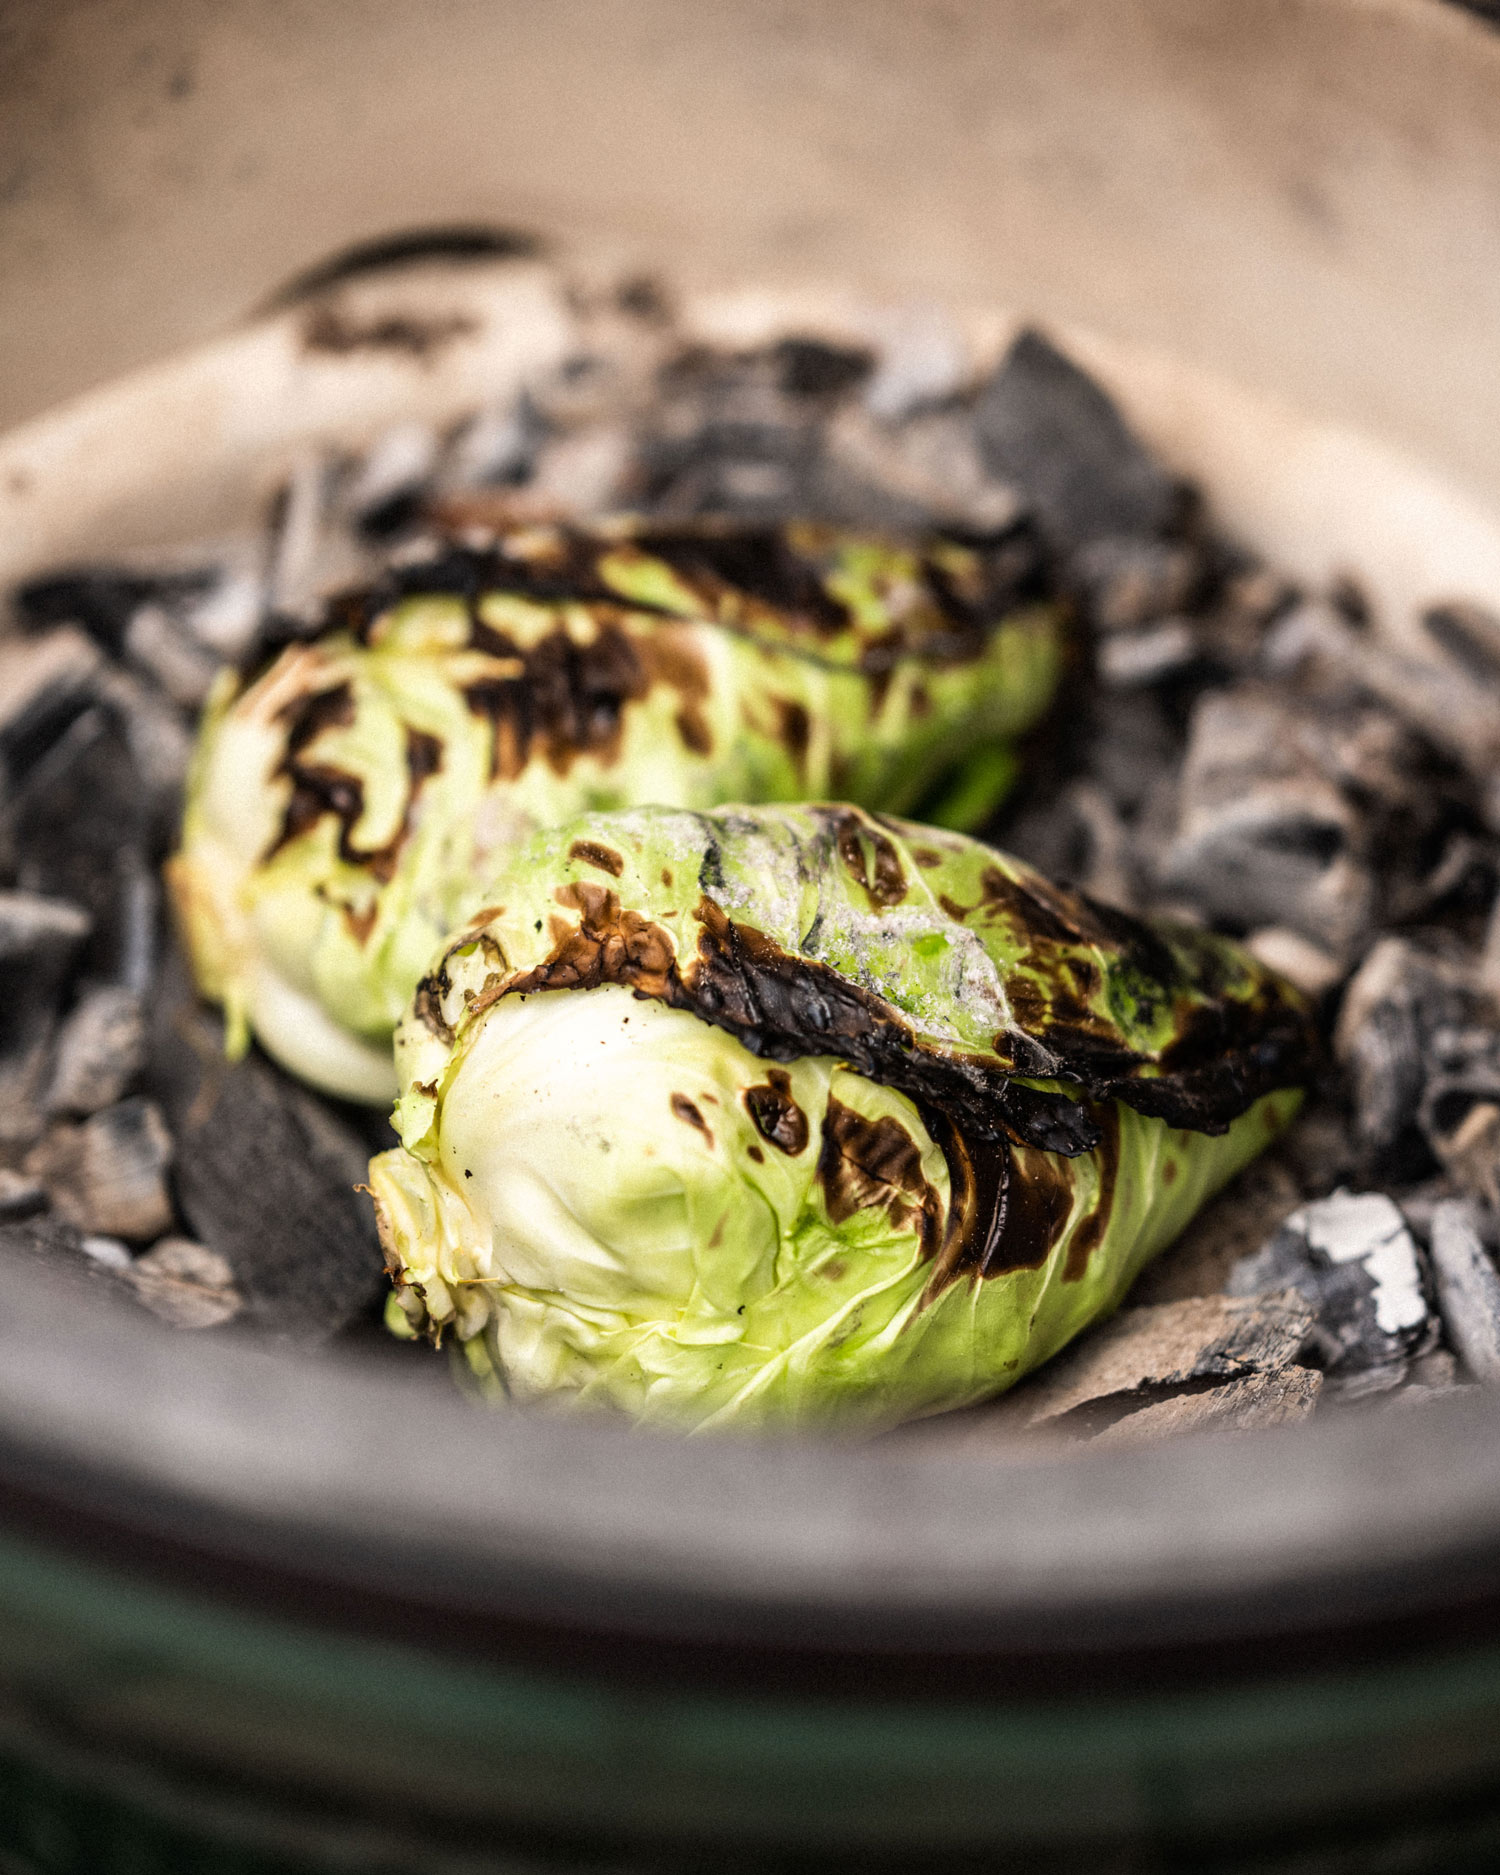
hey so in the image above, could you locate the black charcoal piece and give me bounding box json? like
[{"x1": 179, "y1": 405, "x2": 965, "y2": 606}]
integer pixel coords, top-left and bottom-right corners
[
  {"x1": 1159, "y1": 686, "x2": 1431, "y2": 956},
  {"x1": 637, "y1": 344, "x2": 839, "y2": 519},
  {"x1": 26, "y1": 1097, "x2": 174, "y2": 1242},
  {"x1": 124, "y1": 1236, "x2": 243, "y2": 1331},
  {"x1": 970, "y1": 328, "x2": 1177, "y2": 550},
  {"x1": 1090, "y1": 1367, "x2": 1323, "y2": 1446},
  {"x1": 0, "y1": 891, "x2": 91, "y2": 1054},
  {"x1": 1427, "y1": 1199, "x2": 1500, "y2": 1385},
  {"x1": 1227, "y1": 1191, "x2": 1433, "y2": 1396},
  {"x1": 144, "y1": 958, "x2": 386, "y2": 1344},
  {"x1": 46, "y1": 982, "x2": 146, "y2": 1116},
  {"x1": 1072, "y1": 535, "x2": 1203, "y2": 633},
  {"x1": 1335, "y1": 938, "x2": 1484, "y2": 1169},
  {"x1": 122, "y1": 604, "x2": 221, "y2": 710},
  {"x1": 9, "y1": 707, "x2": 157, "y2": 982},
  {"x1": 14, "y1": 567, "x2": 210, "y2": 656},
  {"x1": 0, "y1": 627, "x2": 103, "y2": 785}
]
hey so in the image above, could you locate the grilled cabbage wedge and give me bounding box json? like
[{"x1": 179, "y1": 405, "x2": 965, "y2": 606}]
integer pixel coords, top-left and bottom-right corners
[
  {"x1": 169, "y1": 521, "x2": 1062, "y2": 1100},
  {"x1": 369, "y1": 803, "x2": 1315, "y2": 1431}
]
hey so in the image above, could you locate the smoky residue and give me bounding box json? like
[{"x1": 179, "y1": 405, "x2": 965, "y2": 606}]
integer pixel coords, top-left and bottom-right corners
[{"x1": 742, "y1": 1069, "x2": 809, "y2": 1155}]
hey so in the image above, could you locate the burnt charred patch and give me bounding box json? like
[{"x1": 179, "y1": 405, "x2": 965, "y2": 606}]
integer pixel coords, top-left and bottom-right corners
[
  {"x1": 501, "y1": 882, "x2": 679, "y2": 1001},
  {"x1": 1062, "y1": 1105, "x2": 1121, "y2": 1281},
  {"x1": 265, "y1": 723, "x2": 443, "y2": 883},
  {"x1": 742, "y1": 1069, "x2": 809, "y2": 1155},
  {"x1": 830, "y1": 809, "x2": 908, "y2": 909},
  {"x1": 680, "y1": 897, "x2": 1096, "y2": 1157},
  {"x1": 627, "y1": 524, "x2": 851, "y2": 635},
  {"x1": 278, "y1": 681, "x2": 355, "y2": 755},
  {"x1": 463, "y1": 622, "x2": 648, "y2": 779},
  {"x1": 670, "y1": 1093, "x2": 713, "y2": 1146},
  {"x1": 818, "y1": 1099, "x2": 941, "y2": 1258},
  {"x1": 568, "y1": 840, "x2": 625, "y2": 877},
  {"x1": 343, "y1": 902, "x2": 378, "y2": 946},
  {"x1": 772, "y1": 697, "x2": 810, "y2": 767}
]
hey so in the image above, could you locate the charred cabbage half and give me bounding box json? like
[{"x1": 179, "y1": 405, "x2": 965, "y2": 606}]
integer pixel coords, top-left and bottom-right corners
[
  {"x1": 369, "y1": 803, "x2": 1314, "y2": 1430},
  {"x1": 169, "y1": 522, "x2": 1061, "y2": 1100}
]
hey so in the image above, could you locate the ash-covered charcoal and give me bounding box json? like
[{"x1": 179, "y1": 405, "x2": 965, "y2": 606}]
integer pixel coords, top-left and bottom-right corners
[
  {"x1": 0, "y1": 627, "x2": 103, "y2": 786},
  {"x1": 1334, "y1": 937, "x2": 1487, "y2": 1174},
  {"x1": 635, "y1": 338, "x2": 874, "y2": 520},
  {"x1": 1243, "y1": 927, "x2": 1345, "y2": 1000},
  {"x1": 262, "y1": 451, "x2": 373, "y2": 632},
  {"x1": 1265, "y1": 594, "x2": 1500, "y2": 831},
  {"x1": 123, "y1": 1236, "x2": 244, "y2": 1331},
  {"x1": 143, "y1": 956, "x2": 386, "y2": 1344},
  {"x1": 25, "y1": 1096, "x2": 174, "y2": 1242},
  {"x1": 1159, "y1": 686, "x2": 1440, "y2": 959},
  {"x1": 977, "y1": 1292, "x2": 1316, "y2": 1436},
  {"x1": 970, "y1": 328, "x2": 1179, "y2": 551},
  {"x1": 442, "y1": 394, "x2": 550, "y2": 493},
  {"x1": 45, "y1": 982, "x2": 146, "y2": 1116},
  {"x1": 1090, "y1": 1366, "x2": 1323, "y2": 1445},
  {"x1": 1417, "y1": 1027, "x2": 1500, "y2": 1208},
  {"x1": 896, "y1": 1291, "x2": 1317, "y2": 1449},
  {"x1": 0, "y1": 890, "x2": 92, "y2": 1148},
  {"x1": 89, "y1": 667, "x2": 194, "y2": 828},
  {"x1": 0, "y1": 1169, "x2": 46, "y2": 1221},
  {"x1": 6, "y1": 707, "x2": 160, "y2": 983},
  {"x1": 1427, "y1": 1198, "x2": 1500, "y2": 1385},
  {"x1": 1226, "y1": 1190, "x2": 1434, "y2": 1396}
]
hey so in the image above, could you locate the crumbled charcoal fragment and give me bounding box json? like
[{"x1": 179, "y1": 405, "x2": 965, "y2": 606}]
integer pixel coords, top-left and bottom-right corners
[
  {"x1": 1427, "y1": 1198, "x2": 1500, "y2": 1384},
  {"x1": 8, "y1": 708, "x2": 158, "y2": 983},
  {"x1": 46, "y1": 982, "x2": 146, "y2": 1116},
  {"x1": 1227, "y1": 1190, "x2": 1433, "y2": 1395},
  {"x1": 971, "y1": 328, "x2": 1178, "y2": 549},
  {"x1": 1091, "y1": 1366, "x2": 1323, "y2": 1444},
  {"x1": 993, "y1": 1292, "x2": 1316, "y2": 1431},
  {"x1": 143, "y1": 952, "x2": 386, "y2": 1344},
  {"x1": 1160, "y1": 685, "x2": 1444, "y2": 957},
  {"x1": 125, "y1": 1236, "x2": 243, "y2": 1331},
  {"x1": 0, "y1": 1168, "x2": 47, "y2": 1221},
  {"x1": 893, "y1": 1292, "x2": 1315, "y2": 1450},
  {"x1": 26, "y1": 1097, "x2": 174, "y2": 1242}
]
